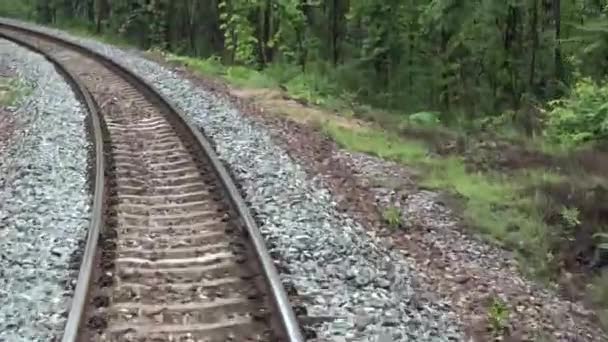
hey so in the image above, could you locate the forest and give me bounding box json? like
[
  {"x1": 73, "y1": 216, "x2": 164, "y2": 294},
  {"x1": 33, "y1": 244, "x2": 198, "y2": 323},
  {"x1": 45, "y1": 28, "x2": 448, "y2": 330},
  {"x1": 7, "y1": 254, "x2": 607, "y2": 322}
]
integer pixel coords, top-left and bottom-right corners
[
  {"x1": 2, "y1": 0, "x2": 608, "y2": 137},
  {"x1": 2, "y1": 0, "x2": 608, "y2": 331}
]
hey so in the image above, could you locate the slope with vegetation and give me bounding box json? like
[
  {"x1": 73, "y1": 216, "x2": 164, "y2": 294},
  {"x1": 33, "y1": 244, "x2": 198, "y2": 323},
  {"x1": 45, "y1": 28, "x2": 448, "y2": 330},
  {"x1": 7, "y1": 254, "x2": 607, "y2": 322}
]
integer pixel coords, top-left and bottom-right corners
[{"x1": 2, "y1": 0, "x2": 608, "y2": 331}]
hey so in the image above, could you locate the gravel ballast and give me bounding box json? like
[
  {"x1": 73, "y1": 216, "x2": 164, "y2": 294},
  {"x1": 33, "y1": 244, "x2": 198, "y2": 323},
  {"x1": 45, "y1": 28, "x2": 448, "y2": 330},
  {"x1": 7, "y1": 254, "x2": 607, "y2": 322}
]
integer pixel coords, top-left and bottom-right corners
[
  {"x1": 0, "y1": 39, "x2": 91, "y2": 341},
  {"x1": 2, "y1": 20, "x2": 467, "y2": 339}
]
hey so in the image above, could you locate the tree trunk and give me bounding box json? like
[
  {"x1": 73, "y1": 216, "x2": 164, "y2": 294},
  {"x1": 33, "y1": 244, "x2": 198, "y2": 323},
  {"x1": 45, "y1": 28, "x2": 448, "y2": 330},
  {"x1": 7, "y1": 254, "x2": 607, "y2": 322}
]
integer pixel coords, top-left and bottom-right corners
[
  {"x1": 38, "y1": 1, "x2": 53, "y2": 23},
  {"x1": 529, "y1": 0, "x2": 538, "y2": 89},
  {"x1": 554, "y1": 0, "x2": 563, "y2": 84},
  {"x1": 331, "y1": 0, "x2": 340, "y2": 65},
  {"x1": 95, "y1": 0, "x2": 109, "y2": 34},
  {"x1": 440, "y1": 27, "x2": 450, "y2": 111}
]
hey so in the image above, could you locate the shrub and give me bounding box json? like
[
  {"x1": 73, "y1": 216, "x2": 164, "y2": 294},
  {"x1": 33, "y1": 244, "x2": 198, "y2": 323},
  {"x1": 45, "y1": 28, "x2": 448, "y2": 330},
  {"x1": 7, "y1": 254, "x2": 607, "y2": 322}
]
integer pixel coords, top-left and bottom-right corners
[
  {"x1": 382, "y1": 206, "x2": 403, "y2": 230},
  {"x1": 408, "y1": 111, "x2": 441, "y2": 127},
  {"x1": 546, "y1": 77, "x2": 608, "y2": 145}
]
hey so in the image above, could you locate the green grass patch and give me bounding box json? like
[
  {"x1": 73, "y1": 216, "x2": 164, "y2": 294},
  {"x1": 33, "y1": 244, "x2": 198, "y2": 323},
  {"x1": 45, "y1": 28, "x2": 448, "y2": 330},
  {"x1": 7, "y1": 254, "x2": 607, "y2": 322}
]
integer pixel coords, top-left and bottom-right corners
[
  {"x1": 166, "y1": 55, "x2": 356, "y2": 112},
  {"x1": 382, "y1": 206, "x2": 403, "y2": 230},
  {"x1": 0, "y1": 77, "x2": 29, "y2": 107},
  {"x1": 322, "y1": 122, "x2": 429, "y2": 164},
  {"x1": 167, "y1": 55, "x2": 278, "y2": 89}
]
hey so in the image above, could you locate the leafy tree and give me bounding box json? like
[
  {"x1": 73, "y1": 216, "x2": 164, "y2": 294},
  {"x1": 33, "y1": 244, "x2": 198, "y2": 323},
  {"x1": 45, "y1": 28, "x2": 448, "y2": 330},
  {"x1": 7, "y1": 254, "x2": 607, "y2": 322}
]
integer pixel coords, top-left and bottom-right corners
[{"x1": 3, "y1": 0, "x2": 608, "y2": 141}]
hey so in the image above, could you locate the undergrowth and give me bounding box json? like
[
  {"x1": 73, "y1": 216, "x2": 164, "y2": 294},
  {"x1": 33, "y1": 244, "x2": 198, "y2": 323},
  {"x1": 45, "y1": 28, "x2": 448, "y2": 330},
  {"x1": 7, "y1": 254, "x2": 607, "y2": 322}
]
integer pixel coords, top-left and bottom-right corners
[
  {"x1": 382, "y1": 206, "x2": 403, "y2": 230},
  {"x1": 166, "y1": 55, "x2": 355, "y2": 112}
]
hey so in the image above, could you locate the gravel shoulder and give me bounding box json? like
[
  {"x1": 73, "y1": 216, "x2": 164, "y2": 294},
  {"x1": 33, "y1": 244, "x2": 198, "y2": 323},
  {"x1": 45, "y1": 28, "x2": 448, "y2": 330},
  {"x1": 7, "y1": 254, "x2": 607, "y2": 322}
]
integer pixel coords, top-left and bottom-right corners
[
  {"x1": 5, "y1": 19, "x2": 606, "y2": 341},
  {"x1": 0, "y1": 39, "x2": 91, "y2": 341}
]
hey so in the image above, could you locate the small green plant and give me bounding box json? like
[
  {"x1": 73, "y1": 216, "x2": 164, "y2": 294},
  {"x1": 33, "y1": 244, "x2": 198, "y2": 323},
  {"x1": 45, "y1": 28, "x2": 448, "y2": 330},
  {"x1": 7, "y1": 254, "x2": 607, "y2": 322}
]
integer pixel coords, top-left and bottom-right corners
[
  {"x1": 382, "y1": 206, "x2": 403, "y2": 230},
  {"x1": 560, "y1": 206, "x2": 581, "y2": 229},
  {"x1": 488, "y1": 297, "x2": 509, "y2": 336}
]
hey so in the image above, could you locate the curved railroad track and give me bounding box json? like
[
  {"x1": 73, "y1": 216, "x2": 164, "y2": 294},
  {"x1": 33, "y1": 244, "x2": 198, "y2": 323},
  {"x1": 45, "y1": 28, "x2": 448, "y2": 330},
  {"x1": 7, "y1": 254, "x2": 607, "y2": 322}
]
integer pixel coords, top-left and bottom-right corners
[{"x1": 0, "y1": 20, "x2": 304, "y2": 342}]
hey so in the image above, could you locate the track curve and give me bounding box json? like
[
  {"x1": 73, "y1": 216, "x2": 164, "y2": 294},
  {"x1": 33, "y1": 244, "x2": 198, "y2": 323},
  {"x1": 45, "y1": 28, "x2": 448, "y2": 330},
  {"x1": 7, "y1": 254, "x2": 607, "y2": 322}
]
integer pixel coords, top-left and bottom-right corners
[{"x1": 0, "y1": 20, "x2": 304, "y2": 342}]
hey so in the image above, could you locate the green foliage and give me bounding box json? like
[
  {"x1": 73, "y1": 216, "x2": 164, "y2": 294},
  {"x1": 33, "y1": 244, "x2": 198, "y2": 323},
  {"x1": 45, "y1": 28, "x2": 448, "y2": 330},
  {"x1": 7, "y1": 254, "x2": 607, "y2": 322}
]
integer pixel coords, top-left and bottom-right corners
[
  {"x1": 2, "y1": 0, "x2": 590, "y2": 124},
  {"x1": 560, "y1": 206, "x2": 581, "y2": 229},
  {"x1": 0, "y1": 77, "x2": 29, "y2": 107},
  {"x1": 488, "y1": 297, "x2": 510, "y2": 336},
  {"x1": 382, "y1": 206, "x2": 403, "y2": 230},
  {"x1": 323, "y1": 123, "x2": 429, "y2": 164},
  {"x1": 0, "y1": 0, "x2": 33, "y2": 19},
  {"x1": 218, "y1": 0, "x2": 258, "y2": 64},
  {"x1": 546, "y1": 78, "x2": 608, "y2": 145},
  {"x1": 167, "y1": 54, "x2": 277, "y2": 88},
  {"x1": 408, "y1": 111, "x2": 441, "y2": 127}
]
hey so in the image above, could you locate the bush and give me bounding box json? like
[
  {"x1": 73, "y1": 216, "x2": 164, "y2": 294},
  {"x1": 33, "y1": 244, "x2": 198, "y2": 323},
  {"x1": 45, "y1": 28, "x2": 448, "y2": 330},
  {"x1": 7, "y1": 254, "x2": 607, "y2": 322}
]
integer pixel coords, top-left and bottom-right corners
[
  {"x1": 408, "y1": 111, "x2": 441, "y2": 127},
  {"x1": 546, "y1": 77, "x2": 608, "y2": 145}
]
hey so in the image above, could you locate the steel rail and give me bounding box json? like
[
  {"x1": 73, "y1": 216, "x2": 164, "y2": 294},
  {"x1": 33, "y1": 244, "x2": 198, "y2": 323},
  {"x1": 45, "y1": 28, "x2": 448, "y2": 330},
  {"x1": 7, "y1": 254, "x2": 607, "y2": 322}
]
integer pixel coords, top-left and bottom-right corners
[
  {"x1": 0, "y1": 18, "x2": 304, "y2": 342},
  {"x1": 0, "y1": 26, "x2": 107, "y2": 342}
]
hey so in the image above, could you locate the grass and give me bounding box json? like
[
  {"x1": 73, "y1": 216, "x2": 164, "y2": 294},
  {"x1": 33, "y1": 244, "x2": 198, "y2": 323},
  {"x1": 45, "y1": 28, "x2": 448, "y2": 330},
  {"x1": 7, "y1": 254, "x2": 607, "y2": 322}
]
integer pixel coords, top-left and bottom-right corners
[
  {"x1": 166, "y1": 55, "x2": 357, "y2": 113},
  {"x1": 382, "y1": 206, "x2": 403, "y2": 230},
  {"x1": 322, "y1": 122, "x2": 430, "y2": 164},
  {"x1": 0, "y1": 77, "x2": 28, "y2": 106},
  {"x1": 488, "y1": 297, "x2": 510, "y2": 337},
  {"x1": 167, "y1": 55, "x2": 278, "y2": 89}
]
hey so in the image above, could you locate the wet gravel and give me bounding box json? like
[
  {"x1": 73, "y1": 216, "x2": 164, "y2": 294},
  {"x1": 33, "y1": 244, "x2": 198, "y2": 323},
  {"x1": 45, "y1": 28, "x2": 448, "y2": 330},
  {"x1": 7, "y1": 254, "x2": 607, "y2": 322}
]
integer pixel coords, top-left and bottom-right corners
[
  {"x1": 2, "y1": 19, "x2": 464, "y2": 340},
  {"x1": 0, "y1": 39, "x2": 91, "y2": 341}
]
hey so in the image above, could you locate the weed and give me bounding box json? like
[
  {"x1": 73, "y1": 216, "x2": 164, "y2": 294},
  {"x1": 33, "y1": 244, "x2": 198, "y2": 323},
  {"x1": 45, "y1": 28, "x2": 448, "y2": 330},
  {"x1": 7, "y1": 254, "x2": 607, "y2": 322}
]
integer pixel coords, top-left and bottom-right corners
[
  {"x1": 488, "y1": 297, "x2": 510, "y2": 336},
  {"x1": 408, "y1": 111, "x2": 441, "y2": 127},
  {"x1": 382, "y1": 206, "x2": 403, "y2": 230},
  {"x1": 560, "y1": 206, "x2": 581, "y2": 230},
  {"x1": 0, "y1": 77, "x2": 29, "y2": 107}
]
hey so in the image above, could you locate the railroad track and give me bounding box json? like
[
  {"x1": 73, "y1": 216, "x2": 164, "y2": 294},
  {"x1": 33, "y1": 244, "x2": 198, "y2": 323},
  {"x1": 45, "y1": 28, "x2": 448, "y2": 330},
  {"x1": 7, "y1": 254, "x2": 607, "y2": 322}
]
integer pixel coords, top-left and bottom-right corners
[{"x1": 0, "y1": 20, "x2": 303, "y2": 342}]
